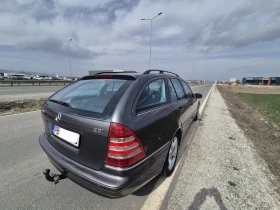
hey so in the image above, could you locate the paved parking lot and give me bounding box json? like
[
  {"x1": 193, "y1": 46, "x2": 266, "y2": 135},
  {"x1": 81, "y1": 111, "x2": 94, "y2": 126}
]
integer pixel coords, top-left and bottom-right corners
[{"x1": 0, "y1": 84, "x2": 212, "y2": 210}]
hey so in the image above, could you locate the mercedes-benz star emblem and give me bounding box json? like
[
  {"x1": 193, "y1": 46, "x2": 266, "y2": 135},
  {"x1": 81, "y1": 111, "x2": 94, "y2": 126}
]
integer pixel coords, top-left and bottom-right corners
[{"x1": 55, "y1": 113, "x2": 62, "y2": 122}]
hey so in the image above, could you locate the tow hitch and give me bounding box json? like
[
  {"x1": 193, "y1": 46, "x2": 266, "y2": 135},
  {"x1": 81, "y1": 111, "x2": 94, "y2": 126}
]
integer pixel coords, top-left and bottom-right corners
[{"x1": 43, "y1": 169, "x2": 67, "y2": 184}]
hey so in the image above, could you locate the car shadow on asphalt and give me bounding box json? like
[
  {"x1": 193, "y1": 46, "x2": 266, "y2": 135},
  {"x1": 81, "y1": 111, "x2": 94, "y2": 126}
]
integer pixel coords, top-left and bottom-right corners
[
  {"x1": 187, "y1": 188, "x2": 227, "y2": 210},
  {"x1": 132, "y1": 175, "x2": 164, "y2": 196}
]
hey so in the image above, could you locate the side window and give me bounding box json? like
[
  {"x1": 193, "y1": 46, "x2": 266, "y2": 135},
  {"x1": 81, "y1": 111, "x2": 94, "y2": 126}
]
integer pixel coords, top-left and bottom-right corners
[
  {"x1": 180, "y1": 81, "x2": 193, "y2": 98},
  {"x1": 168, "y1": 79, "x2": 178, "y2": 102},
  {"x1": 170, "y1": 79, "x2": 184, "y2": 100},
  {"x1": 136, "y1": 79, "x2": 167, "y2": 113}
]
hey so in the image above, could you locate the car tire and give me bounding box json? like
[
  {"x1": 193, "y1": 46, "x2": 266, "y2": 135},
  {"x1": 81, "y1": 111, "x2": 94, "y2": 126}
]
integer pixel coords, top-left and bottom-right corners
[{"x1": 162, "y1": 135, "x2": 179, "y2": 177}]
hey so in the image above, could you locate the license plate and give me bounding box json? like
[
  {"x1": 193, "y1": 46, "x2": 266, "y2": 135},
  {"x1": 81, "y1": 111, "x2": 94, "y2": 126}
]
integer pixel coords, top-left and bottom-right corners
[{"x1": 52, "y1": 125, "x2": 80, "y2": 147}]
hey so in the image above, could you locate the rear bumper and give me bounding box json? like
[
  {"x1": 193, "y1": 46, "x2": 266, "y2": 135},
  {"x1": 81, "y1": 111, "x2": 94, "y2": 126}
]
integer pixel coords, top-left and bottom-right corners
[{"x1": 39, "y1": 134, "x2": 169, "y2": 197}]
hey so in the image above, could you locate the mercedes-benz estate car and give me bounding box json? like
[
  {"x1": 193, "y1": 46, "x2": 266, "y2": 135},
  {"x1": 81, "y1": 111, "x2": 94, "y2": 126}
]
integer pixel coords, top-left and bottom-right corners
[{"x1": 39, "y1": 70, "x2": 202, "y2": 197}]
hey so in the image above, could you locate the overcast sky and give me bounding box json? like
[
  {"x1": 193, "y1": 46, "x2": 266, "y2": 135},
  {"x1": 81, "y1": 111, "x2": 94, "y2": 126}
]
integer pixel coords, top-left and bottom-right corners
[{"x1": 0, "y1": 0, "x2": 280, "y2": 80}]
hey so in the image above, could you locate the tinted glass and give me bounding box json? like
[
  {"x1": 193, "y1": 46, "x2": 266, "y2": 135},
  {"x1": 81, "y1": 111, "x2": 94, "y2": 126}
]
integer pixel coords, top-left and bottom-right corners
[
  {"x1": 106, "y1": 82, "x2": 123, "y2": 91},
  {"x1": 137, "y1": 79, "x2": 166, "y2": 113},
  {"x1": 168, "y1": 79, "x2": 177, "y2": 102},
  {"x1": 180, "y1": 81, "x2": 193, "y2": 98},
  {"x1": 49, "y1": 79, "x2": 131, "y2": 119},
  {"x1": 170, "y1": 79, "x2": 184, "y2": 100}
]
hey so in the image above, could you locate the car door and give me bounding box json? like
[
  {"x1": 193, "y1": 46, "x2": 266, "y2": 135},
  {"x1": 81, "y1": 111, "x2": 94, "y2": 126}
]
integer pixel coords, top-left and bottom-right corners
[
  {"x1": 180, "y1": 80, "x2": 198, "y2": 122},
  {"x1": 133, "y1": 78, "x2": 175, "y2": 155},
  {"x1": 169, "y1": 78, "x2": 192, "y2": 133}
]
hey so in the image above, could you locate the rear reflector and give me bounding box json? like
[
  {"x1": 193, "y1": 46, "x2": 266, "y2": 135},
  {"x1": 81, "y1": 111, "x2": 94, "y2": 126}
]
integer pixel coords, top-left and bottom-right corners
[{"x1": 105, "y1": 123, "x2": 146, "y2": 167}]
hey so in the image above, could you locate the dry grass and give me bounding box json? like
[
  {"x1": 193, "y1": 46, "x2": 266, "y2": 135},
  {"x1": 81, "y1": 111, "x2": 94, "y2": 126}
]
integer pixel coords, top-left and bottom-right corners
[
  {"x1": 221, "y1": 85, "x2": 280, "y2": 94},
  {"x1": 0, "y1": 99, "x2": 46, "y2": 116}
]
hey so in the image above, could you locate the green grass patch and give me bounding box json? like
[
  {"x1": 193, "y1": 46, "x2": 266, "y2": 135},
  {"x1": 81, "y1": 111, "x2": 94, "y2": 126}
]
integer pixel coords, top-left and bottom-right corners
[{"x1": 236, "y1": 93, "x2": 280, "y2": 127}]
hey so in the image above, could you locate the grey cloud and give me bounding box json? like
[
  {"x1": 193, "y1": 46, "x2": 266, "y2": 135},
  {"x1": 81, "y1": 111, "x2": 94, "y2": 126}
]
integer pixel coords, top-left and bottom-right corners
[
  {"x1": 16, "y1": 38, "x2": 98, "y2": 59},
  {"x1": 0, "y1": 0, "x2": 58, "y2": 22},
  {"x1": 186, "y1": 0, "x2": 280, "y2": 52},
  {"x1": 63, "y1": 0, "x2": 140, "y2": 24},
  {"x1": 33, "y1": 0, "x2": 58, "y2": 21}
]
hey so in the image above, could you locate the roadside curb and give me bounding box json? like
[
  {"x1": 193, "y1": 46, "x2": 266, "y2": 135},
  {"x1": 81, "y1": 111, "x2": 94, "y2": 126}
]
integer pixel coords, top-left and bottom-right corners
[{"x1": 199, "y1": 84, "x2": 214, "y2": 116}]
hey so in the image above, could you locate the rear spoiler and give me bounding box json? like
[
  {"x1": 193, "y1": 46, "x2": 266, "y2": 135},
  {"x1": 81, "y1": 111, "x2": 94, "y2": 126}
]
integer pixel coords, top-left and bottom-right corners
[
  {"x1": 82, "y1": 71, "x2": 138, "y2": 80},
  {"x1": 81, "y1": 75, "x2": 137, "y2": 80}
]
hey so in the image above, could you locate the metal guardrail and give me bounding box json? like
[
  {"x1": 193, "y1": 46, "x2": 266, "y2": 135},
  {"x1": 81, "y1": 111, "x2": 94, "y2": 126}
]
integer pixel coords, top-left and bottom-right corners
[{"x1": 0, "y1": 80, "x2": 74, "y2": 86}]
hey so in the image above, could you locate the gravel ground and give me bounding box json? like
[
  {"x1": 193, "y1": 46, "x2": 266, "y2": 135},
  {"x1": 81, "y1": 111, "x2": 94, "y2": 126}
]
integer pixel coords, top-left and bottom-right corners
[{"x1": 166, "y1": 87, "x2": 280, "y2": 210}]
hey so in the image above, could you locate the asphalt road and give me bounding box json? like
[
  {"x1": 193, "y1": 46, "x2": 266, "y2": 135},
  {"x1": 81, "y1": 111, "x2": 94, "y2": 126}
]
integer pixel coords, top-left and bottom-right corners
[
  {"x1": 0, "y1": 86, "x2": 63, "y2": 95},
  {"x1": 0, "y1": 86, "x2": 64, "y2": 101},
  {"x1": 0, "y1": 84, "x2": 212, "y2": 210}
]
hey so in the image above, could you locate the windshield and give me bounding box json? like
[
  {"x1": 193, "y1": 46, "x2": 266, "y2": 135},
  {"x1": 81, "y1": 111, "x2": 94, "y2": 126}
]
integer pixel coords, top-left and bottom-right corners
[{"x1": 48, "y1": 79, "x2": 132, "y2": 119}]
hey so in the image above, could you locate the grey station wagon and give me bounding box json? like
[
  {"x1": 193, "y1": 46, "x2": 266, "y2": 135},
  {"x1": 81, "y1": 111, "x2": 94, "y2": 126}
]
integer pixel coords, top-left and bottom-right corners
[{"x1": 39, "y1": 70, "x2": 202, "y2": 197}]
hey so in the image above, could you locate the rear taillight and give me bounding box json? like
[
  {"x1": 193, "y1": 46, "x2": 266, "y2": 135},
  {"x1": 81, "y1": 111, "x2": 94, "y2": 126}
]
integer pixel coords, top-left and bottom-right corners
[{"x1": 105, "y1": 123, "x2": 146, "y2": 167}]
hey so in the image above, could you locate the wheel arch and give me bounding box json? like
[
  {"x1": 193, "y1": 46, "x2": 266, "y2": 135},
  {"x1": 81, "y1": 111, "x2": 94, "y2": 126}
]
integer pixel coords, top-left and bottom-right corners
[{"x1": 173, "y1": 128, "x2": 182, "y2": 145}]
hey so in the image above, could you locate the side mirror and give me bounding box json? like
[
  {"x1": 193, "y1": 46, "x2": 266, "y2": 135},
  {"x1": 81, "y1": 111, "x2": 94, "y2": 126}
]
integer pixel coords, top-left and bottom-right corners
[{"x1": 194, "y1": 93, "x2": 202, "y2": 99}]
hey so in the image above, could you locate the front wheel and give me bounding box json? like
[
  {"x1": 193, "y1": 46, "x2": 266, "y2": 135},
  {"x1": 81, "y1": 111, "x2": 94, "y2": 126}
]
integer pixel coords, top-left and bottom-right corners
[{"x1": 162, "y1": 135, "x2": 179, "y2": 177}]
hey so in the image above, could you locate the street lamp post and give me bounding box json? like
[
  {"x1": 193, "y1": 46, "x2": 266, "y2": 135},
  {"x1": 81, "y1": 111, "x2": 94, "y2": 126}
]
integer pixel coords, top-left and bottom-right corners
[
  {"x1": 67, "y1": 39, "x2": 72, "y2": 78},
  {"x1": 141, "y1": 12, "x2": 162, "y2": 69}
]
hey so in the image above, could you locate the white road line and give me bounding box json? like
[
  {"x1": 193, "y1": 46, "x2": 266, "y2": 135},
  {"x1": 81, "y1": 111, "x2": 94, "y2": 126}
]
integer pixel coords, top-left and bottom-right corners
[{"x1": 141, "y1": 85, "x2": 213, "y2": 210}]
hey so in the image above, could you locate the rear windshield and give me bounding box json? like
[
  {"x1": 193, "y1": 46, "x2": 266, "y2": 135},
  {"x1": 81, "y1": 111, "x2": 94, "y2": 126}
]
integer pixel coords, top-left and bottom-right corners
[{"x1": 47, "y1": 79, "x2": 133, "y2": 120}]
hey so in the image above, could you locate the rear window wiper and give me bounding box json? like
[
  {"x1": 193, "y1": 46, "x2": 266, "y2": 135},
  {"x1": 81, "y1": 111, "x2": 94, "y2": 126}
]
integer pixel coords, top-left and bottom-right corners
[{"x1": 49, "y1": 99, "x2": 72, "y2": 107}]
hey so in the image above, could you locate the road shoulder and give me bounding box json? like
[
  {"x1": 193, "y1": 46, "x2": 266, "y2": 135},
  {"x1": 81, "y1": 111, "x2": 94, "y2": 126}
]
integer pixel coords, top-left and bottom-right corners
[{"x1": 165, "y1": 86, "x2": 280, "y2": 209}]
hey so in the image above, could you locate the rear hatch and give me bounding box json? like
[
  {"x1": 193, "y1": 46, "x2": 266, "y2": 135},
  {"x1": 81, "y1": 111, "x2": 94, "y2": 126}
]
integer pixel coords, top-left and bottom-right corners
[{"x1": 41, "y1": 77, "x2": 134, "y2": 170}]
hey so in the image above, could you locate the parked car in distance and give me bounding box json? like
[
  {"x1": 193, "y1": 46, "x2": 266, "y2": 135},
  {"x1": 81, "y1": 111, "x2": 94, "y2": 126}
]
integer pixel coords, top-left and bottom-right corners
[
  {"x1": 10, "y1": 75, "x2": 26, "y2": 80},
  {"x1": 0, "y1": 76, "x2": 4, "y2": 80},
  {"x1": 23, "y1": 76, "x2": 32, "y2": 80},
  {"x1": 52, "y1": 77, "x2": 61, "y2": 80},
  {"x1": 63, "y1": 77, "x2": 72, "y2": 81},
  {"x1": 33, "y1": 76, "x2": 43, "y2": 80},
  {"x1": 33, "y1": 75, "x2": 53, "y2": 80},
  {"x1": 39, "y1": 70, "x2": 202, "y2": 197}
]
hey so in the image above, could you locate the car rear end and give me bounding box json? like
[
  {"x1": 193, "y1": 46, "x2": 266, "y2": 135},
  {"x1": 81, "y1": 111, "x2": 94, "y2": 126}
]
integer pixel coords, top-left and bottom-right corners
[{"x1": 39, "y1": 74, "x2": 161, "y2": 197}]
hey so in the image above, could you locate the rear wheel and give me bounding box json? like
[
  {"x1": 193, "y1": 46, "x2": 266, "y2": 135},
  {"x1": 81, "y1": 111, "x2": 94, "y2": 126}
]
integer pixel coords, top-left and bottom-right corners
[{"x1": 162, "y1": 135, "x2": 179, "y2": 177}]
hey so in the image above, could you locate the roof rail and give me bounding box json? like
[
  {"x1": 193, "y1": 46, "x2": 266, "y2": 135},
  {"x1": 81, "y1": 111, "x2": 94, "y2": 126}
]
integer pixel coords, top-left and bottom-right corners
[
  {"x1": 89, "y1": 70, "x2": 137, "y2": 76},
  {"x1": 142, "y1": 69, "x2": 179, "y2": 77}
]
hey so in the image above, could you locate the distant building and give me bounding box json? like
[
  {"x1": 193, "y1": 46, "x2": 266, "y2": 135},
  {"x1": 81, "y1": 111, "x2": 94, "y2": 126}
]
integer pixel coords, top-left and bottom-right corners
[{"x1": 242, "y1": 77, "x2": 280, "y2": 85}]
